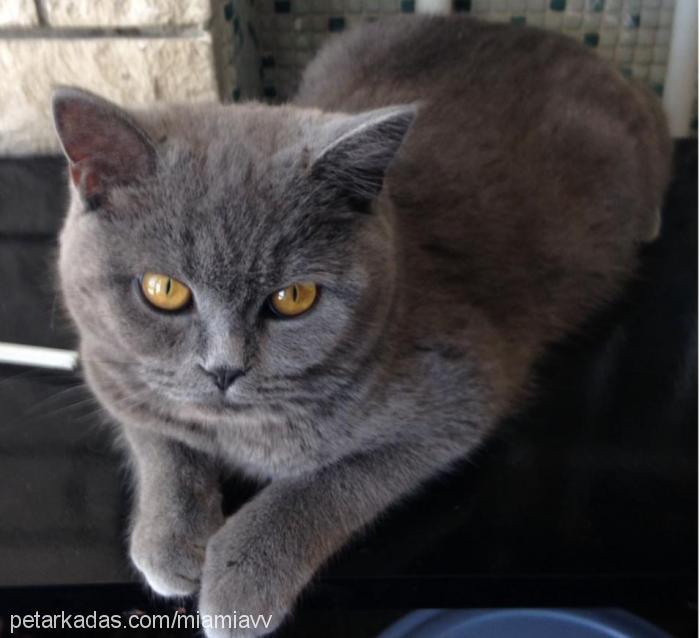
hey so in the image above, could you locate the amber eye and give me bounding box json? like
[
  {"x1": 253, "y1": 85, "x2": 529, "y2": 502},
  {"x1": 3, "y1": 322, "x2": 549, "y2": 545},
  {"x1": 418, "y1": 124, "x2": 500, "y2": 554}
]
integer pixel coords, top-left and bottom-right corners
[
  {"x1": 268, "y1": 282, "x2": 318, "y2": 317},
  {"x1": 141, "y1": 272, "x2": 192, "y2": 311}
]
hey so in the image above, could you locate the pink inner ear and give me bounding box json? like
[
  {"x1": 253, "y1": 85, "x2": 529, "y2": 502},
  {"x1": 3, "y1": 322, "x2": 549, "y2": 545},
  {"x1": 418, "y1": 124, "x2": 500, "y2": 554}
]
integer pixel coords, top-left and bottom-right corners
[
  {"x1": 69, "y1": 164, "x2": 81, "y2": 186},
  {"x1": 54, "y1": 92, "x2": 155, "y2": 200},
  {"x1": 69, "y1": 161, "x2": 101, "y2": 199}
]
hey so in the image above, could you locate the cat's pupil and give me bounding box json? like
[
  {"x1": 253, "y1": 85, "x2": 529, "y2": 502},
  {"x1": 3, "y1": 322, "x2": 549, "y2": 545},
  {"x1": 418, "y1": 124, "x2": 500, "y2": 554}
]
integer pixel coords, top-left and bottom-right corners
[
  {"x1": 165, "y1": 278, "x2": 172, "y2": 296},
  {"x1": 292, "y1": 285, "x2": 299, "y2": 303}
]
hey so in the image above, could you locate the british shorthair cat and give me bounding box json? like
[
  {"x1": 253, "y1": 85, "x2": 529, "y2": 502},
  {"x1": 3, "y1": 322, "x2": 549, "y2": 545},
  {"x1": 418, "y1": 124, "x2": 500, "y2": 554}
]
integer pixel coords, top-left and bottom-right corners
[{"x1": 52, "y1": 15, "x2": 670, "y2": 637}]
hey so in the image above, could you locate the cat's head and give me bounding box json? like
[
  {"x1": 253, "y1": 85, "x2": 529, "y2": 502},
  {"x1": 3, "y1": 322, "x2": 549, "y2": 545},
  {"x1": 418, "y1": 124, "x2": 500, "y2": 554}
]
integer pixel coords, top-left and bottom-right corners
[{"x1": 53, "y1": 87, "x2": 414, "y2": 420}]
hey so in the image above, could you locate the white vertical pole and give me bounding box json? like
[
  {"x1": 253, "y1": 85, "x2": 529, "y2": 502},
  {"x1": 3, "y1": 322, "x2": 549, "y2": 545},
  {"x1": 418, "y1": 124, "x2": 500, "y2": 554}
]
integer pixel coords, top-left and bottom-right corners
[
  {"x1": 415, "y1": 0, "x2": 452, "y2": 14},
  {"x1": 662, "y1": 0, "x2": 698, "y2": 137}
]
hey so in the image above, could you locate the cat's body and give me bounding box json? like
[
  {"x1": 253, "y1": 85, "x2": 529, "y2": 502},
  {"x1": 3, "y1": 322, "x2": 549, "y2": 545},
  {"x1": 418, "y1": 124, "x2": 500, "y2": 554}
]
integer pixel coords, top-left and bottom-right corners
[
  {"x1": 297, "y1": 16, "x2": 670, "y2": 404},
  {"x1": 53, "y1": 15, "x2": 670, "y2": 638}
]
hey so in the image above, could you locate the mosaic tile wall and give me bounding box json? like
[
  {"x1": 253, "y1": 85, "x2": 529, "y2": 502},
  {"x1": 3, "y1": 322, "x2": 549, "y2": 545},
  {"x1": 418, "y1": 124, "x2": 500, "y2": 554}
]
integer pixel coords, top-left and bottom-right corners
[{"x1": 225, "y1": 0, "x2": 678, "y2": 102}]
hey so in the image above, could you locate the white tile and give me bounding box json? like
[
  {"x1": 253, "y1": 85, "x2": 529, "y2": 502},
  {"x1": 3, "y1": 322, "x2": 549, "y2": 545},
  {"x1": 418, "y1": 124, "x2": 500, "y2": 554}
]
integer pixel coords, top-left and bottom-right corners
[
  {"x1": 614, "y1": 44, "x2": 634, "y2": 60},
  {"x1": 633, "y1": 45, "x2": 653, "y2": 62},
  {"x1": 631, "y1": 63, "x2": 649, "y2": 78},
  {"x1": 649, "y1": 63, "x2": 667, "y2": 81},
  {"x1": 637, "y1": 27, "x2": 655, "y2": 44},
  {"x1": 652, "y1": 44, "x2": 668, "y2": 62},
  {"x1": 640, "y1": 7, "x2": 660, "y2": 26}
]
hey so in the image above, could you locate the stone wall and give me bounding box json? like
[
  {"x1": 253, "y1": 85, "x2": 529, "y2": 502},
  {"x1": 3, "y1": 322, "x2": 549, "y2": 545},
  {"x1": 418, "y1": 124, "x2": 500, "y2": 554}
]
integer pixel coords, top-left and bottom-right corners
[{"x1": 0, "y1": 0, "x2": 237, "y2": 154}]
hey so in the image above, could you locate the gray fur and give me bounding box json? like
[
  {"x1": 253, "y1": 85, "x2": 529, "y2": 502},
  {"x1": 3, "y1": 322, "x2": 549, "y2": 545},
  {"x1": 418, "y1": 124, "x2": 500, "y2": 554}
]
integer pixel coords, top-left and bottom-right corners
[{"x1": 53, "y1": 16, "x2": 671, "y2": 637}]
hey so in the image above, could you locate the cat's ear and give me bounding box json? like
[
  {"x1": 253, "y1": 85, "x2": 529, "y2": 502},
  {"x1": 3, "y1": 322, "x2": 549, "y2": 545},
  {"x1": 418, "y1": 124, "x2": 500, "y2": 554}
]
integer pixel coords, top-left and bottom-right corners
[
  {"x1": 310, "y1": 105, "x2": 416, "y2": 211},
  {"x1": 52, "y1": 86, "x2": 156, "y2": 207}
]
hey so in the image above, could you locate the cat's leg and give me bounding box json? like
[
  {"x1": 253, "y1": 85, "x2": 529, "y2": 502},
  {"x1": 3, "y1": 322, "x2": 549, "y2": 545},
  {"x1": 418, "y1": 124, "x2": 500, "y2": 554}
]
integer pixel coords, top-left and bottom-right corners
[
  {"x1": 124, "y1": 426, "x2": 224, "y2": 597},
  {"x1": 199, "y1": 439, "x2": 468, "y2": 637}
]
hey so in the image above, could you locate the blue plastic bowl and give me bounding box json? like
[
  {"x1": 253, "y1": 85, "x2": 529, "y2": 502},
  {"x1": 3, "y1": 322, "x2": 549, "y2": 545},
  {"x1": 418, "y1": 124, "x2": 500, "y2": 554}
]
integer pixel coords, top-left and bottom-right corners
[{"x1": 377, "y1": 609, "x2": 672, "y2": 638}]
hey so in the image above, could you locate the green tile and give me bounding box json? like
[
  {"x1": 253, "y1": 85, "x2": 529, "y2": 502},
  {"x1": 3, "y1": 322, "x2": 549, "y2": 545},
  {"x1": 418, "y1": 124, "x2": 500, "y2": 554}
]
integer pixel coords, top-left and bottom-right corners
[
  {"x1": 550, "y1": 0, "x2": 566, "y2": 10},
  {"x1": 247, "y1": 21, "x2": 258, "y2": 47},
  {"x1": 454, "y1": 0, "x2": 471, "y2": 11},
  {"x1": 511, "y1": 15, "x2": 526, "y2": 25},
  {"x1": 328, "y1": 16, "x2": 345, "y2": 31},
  {"x1": 274, "y1": 0, "x2": 291, "y2": 12},
  {"x1": 584, "y1": 32, "x2": 599, "y2": 47},
  {"x1": 591, "y1": 0, "x2": 605, "y2": 11},
  {"x1": 401, "y1": 0, "x2": 415, "y2": 11}
]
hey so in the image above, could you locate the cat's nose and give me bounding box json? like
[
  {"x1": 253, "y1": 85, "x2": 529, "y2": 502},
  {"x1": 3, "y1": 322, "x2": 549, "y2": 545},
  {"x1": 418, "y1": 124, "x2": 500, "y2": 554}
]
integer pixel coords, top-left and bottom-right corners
[{"x1": 203, "y1": 366, "x2": 245, "y2": 391}]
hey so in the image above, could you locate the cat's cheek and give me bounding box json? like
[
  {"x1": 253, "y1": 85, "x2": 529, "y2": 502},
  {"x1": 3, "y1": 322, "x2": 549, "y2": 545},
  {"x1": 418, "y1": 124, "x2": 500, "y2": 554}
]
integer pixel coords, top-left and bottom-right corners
[{"x1": 260, "y1": 306, "x2": 354, "y2": 371}]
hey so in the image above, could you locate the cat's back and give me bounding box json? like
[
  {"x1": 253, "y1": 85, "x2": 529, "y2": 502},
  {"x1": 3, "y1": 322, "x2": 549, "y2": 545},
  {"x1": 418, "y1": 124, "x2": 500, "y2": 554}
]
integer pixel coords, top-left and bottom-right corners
[
  {"x1": 296, "y1": 15, "x2": 671, "y2": 359},
  {"x1": 295, "y1": 15, "x2": 654, "y2": 126},
  {"x1": 297, "y1": 15, "x2": 595, "y2": 110},
  {"x1": 296, "y1": 15, "x2": 669, "y2": 214}
]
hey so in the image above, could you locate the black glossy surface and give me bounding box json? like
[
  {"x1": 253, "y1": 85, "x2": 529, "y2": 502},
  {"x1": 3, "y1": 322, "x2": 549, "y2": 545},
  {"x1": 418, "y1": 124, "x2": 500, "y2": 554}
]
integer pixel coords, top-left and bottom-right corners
[{"x1": 0, "y1": 143, "x2": 696, "y2": 637}]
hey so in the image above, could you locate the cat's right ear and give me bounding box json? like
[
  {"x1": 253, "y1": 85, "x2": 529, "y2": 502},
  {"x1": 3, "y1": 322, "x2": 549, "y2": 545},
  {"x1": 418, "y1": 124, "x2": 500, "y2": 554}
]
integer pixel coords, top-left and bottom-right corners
[
  {"x1": 310, "y1": 105, "x2": 417, "y2": 212},
  {"x1": 52, "y1": 86, "x2": 156, "y2": 208}
]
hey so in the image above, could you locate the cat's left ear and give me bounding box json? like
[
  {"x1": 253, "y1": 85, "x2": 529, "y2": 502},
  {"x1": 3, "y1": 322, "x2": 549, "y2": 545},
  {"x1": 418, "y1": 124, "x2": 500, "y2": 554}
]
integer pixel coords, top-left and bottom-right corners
[
  {"x1": 52, "y1": 86, "x2": 156, "y2": 207},
  {"x1": 310, "y1": 105, "x2": 417, "y2": 211}
]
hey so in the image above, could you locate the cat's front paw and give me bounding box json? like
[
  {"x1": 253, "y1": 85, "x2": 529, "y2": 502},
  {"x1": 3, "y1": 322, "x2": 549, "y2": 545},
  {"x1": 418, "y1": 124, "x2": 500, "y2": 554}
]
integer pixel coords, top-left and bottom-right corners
[
  {"x1": 198, "y1": 526, "x2": 293, "y2": 638},
  {"x1": 130, "y1": 519, "x2": 208, "y2": 597}
]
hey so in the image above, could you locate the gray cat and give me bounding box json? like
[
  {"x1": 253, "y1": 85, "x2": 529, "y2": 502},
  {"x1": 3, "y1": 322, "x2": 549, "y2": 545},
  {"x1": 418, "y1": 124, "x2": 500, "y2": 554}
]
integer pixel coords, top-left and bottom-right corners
[{"x1": 52, "y1": 15, "x2": 670, "y2": 638}]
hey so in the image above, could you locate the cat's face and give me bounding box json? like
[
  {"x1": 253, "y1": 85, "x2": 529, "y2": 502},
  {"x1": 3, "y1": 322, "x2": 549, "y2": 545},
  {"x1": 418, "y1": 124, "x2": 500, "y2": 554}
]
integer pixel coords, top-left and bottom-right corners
[{"x1": 54, "y1": 88, "x2": 413, "y2": 419}]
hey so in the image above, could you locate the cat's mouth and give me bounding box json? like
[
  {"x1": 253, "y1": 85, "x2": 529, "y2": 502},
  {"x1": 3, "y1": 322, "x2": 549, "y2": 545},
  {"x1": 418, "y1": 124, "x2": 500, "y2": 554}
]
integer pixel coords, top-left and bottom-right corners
[
  {"x1": 189, "y1": 390, "x2": 259, "y2": 413},
  {"x1": 150, "y1": 381, "x2": 256, "y2": 413}
]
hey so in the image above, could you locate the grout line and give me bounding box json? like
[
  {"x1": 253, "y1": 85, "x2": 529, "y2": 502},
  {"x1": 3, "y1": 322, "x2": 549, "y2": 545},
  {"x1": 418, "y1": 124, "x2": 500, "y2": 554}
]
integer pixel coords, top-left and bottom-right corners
[
  {"x1": 0, "y1": 25, "x2": 211, "y2": 39},
  {"x1": 33, "y1": 0, "x2": 48, "y2": 27}
]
